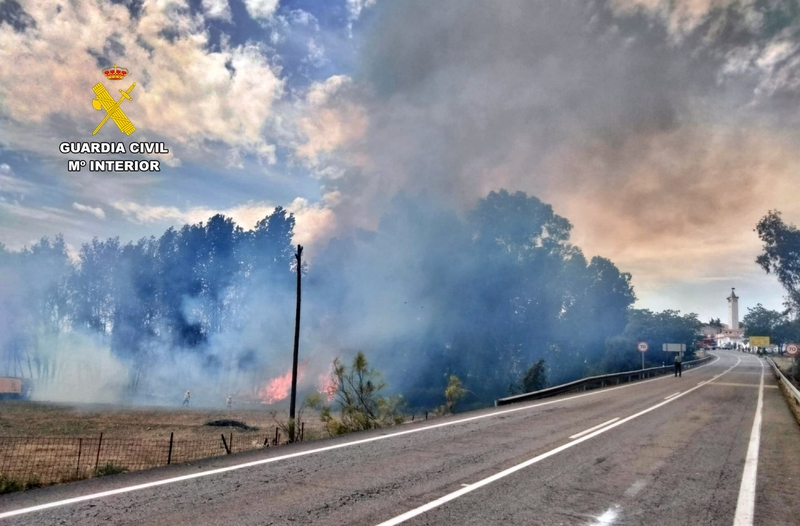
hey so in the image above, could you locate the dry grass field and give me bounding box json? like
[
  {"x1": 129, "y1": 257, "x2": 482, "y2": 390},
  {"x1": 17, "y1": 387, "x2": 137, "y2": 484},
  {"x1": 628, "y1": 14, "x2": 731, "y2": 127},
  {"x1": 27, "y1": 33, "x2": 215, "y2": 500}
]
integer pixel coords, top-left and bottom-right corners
[
  {"x1": 0, "y1": 400, "x2": 326, "y2": 442},
  {"x1": 0, "y1": 400, "x2": 329, "y2": 490}
]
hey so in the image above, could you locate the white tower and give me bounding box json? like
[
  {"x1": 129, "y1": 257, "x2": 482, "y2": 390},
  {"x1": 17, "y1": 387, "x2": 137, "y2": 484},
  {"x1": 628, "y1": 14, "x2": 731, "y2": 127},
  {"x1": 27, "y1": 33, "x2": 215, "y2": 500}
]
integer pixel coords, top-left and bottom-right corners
[{"x1": 727, "y1": 288, "x2": 739, "y2": 330}]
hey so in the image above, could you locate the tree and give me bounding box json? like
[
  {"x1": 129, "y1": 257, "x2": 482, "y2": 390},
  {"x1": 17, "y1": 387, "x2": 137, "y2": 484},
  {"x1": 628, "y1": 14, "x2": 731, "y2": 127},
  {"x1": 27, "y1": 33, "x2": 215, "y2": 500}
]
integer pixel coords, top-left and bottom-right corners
[
  {"x1": 597, "y1": 309, "x2": 701, "y2": 373},
  {"x1": 510, "y1": 359, "x2": 548, "y2": 394},
  {"x1": 756, "y1": 211, "x2": 800, "y2": 312},
  {"x1": 742, "y1": 304, "x2": 788, "y2": 342},
  {"x1": 314, "y1": 352, "x2": 406, "y2": 435}
]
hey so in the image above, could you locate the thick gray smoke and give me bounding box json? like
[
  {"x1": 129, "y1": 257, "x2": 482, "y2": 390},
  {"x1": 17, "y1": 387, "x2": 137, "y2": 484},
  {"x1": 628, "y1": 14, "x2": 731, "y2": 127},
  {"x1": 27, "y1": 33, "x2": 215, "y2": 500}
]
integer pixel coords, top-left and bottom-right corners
[
  {"x1": 316, "y1": 0, "x2": 800, "y2": 289},
  {"x1": 3, "y1": 0, "x2": 799, "y2": 408}
]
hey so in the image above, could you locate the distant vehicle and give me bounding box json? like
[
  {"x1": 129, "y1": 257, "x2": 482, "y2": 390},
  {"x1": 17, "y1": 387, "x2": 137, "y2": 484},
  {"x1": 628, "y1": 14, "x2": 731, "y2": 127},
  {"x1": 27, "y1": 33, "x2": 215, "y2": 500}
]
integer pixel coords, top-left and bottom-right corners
[
  {"x1": 0, "y1": 377, "x2": 32, "y2": 400},
  {"x1": 697, "y1": 338, "x2": 717, "y2": 350}
]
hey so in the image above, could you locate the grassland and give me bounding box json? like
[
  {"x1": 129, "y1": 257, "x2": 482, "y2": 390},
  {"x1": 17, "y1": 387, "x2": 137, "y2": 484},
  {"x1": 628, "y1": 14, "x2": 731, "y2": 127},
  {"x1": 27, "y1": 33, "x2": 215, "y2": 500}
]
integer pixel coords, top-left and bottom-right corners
[
  {"x1": 0, "y1": 400, "x2": 327, "y2": 441},
  {"x1": 0, "y1": 400, "x2": 330, "y2": 491}
]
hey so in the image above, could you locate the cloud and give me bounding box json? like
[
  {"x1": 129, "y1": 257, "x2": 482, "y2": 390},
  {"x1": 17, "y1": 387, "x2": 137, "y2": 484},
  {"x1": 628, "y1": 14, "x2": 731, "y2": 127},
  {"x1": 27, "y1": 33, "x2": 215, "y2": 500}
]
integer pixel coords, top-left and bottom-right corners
[
  {"x1": 304, "y1": 38, "x2": 328, "y2": 68},
  {"x1": 0, "y1": 0, "x2": 284, "y2": 163},
  {"x1": 72, "y1": 202, "x2": 106, "y2": 219},
  {"x1": 243, "y1": 0, "x2": 279, "y2": 21},
  {"x1": 289, "y1": 9, "x2": 319, "y2": 30},
  {"x1": 0, "y1": 163, "x2": 35, "y2": 195},
  {"x1": 0, "y1": 202, "x2": 87, "y2": 250},
  {"x1": 111, "y1": 195, "x2": 339, "y2": 248},
  {"x1": 285, "y1": 192, "x2": 340, "y2": 247},
  {"x1": 201, "y1": 0, "x2": 231, "y2": 21},
  {"x1": 289, "y1": 75, "x2": 368, "y2": 168},
  {"x1": 346, "y1": 0, "x2": 377, "y2": 20},
  {"x1": 609, "y1": 0, "x2": 758, "y2": 36}
]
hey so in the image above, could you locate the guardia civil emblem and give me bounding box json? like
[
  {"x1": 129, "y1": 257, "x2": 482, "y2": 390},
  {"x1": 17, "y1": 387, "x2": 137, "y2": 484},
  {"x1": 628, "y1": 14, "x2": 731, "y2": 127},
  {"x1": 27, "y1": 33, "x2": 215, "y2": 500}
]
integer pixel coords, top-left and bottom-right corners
[{"x1": 91, "y1": 64, "x2": 136, "y2": 136}]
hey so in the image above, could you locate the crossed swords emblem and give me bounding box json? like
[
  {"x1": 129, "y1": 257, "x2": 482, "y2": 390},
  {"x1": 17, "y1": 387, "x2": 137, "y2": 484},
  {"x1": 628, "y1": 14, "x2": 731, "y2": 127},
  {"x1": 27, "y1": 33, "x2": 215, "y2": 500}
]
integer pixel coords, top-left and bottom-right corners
[{"x1": 91, "y1": 82, "x2": 137, "y2": 135}]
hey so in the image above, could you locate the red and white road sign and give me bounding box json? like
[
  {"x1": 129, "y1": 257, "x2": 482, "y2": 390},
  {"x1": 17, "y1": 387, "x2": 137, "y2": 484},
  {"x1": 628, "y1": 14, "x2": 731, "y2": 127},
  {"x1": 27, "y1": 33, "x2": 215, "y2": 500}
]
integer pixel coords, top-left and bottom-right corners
[
  {"x1": 787, "y1": 343, "x2": 799, "y2": 357},
  {"x1": 637, "y1": 341, "x2": 649, "y2": 353}
]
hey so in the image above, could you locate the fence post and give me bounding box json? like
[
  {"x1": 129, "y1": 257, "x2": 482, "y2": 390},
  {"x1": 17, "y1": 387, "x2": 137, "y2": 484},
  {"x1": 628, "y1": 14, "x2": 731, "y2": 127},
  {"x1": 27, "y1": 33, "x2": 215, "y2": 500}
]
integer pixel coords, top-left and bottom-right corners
[
  {"x1": 221, "y1": 434, "x2": 230, "y2": 454},
  {"x1": 94, "y1": 432, "x2": 103, "y2": 475},
  {"x1": 300, "y1": 422, "x2": 305, "y2": 441},
  {"x1": 274, "y1": 427, "x2": 279, "y2": 446},
  {"x1": 230, "y1": 432, "x2": 233, "y2": 453},
  {"x1": 167, "y1": 432, "x2": 174, "y2": 465},
  {"x1": 76, "y1": 438, "x2": 83, "y2": 478}
]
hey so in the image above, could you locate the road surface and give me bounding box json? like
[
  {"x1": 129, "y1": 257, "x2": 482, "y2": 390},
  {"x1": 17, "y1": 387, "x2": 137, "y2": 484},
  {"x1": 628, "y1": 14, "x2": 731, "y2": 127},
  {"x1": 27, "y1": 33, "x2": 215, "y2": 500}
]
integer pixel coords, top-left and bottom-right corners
[{"x1": 1, "y1": 350, "x2": 798, "y2": 525}]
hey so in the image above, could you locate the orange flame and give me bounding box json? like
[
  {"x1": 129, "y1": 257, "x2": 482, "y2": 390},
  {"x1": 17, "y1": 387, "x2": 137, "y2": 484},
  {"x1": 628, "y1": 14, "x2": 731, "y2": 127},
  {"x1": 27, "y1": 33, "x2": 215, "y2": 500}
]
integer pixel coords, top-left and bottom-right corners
[
  {"x1": 258, "y1": 366, "x2": 307, "y2": 404},
  {"x1": 318, "y1": 370, "x2": 338, "y2": 402}
]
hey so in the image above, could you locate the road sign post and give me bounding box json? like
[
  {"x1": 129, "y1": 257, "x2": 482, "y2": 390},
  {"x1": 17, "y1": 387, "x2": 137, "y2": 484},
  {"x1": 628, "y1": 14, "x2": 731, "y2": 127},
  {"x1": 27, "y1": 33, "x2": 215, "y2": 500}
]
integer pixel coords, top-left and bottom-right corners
[
  {"x1": 786, "y1": 342, "x2": 799, "y2": 357},
  {"x1": 637, "y1": 341, "x2": 649, "y2": 370}
]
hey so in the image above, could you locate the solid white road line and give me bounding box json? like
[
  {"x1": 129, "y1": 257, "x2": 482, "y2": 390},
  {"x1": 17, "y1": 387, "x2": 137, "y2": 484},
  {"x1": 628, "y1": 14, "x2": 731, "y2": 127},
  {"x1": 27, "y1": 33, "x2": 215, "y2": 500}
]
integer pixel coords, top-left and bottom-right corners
[
  {"x1": 374, "y1": 356, "x2": 741, "y2": 526},
  {"x1": 569, "y1": 418, "x2": 620, "y2": 439},
  {"x1": 664, "y1": 392, "x2": 681, "y2": 400},
  {"x1": 0, "y1": 353, "x2": 724, "y2": 521},
  {"x1": 732, "y1": 357, "x2": 765, "y2": 526}
]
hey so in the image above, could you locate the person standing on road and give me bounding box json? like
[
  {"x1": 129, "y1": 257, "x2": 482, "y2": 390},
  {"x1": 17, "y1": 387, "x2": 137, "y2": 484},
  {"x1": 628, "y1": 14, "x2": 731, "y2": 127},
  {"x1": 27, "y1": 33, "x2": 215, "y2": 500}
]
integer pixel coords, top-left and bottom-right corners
[
  {"x1": 674, "y1": 353, "x2": 682, "y2": 377},
  {"x1": 226, "y1": 395, "x2": 233, "y2": 409},
  {"x1": 182, "y1": 390, "x2": 191, "y2": 407}
]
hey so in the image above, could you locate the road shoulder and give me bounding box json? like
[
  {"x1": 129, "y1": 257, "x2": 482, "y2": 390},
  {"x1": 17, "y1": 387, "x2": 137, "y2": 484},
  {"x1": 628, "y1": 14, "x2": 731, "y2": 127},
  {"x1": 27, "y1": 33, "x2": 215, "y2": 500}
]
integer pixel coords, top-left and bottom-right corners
[{"x1": 754, "y1": 369, "x2": 800, "y2": 526}]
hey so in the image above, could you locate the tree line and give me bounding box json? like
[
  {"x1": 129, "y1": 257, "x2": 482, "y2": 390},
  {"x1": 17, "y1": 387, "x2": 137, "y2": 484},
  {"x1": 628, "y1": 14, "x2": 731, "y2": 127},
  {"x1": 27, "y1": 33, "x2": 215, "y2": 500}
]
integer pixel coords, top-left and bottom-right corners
[{"x1": 0, "y1": 190, "x2": 704, "y2": 406}]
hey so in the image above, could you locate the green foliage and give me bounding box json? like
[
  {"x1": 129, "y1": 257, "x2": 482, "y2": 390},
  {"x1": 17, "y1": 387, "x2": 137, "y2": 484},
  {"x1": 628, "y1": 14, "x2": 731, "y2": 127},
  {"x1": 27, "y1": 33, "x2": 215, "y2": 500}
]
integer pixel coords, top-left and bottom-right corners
[
  {"x1": 312, "y1": 352, "x2": 406, "y2": 435},
  {"x1": 0, "y1": 474, "x2": 41, "y2": 494},
  {"x1": 510, "y1": 359, "x2": 548, "y2": 394},
  {"x1": 95, "y1": 462, "x2": 128, "y2": 477},
  {"x1": 434, "y1": 375, "x2": 468, "y2": 415},
  {"x1": 743, "y1": 304, "x2": 788, "y2": 340},
  {"x1": 756, "y1": 210, "x2": 800, "y2": 312},
  {"x1": 522, "y1": 359, "x2": 548, "y2": 392},
  {"x1": 597, "y1": 309, "x2": 701, "y2": 373}
]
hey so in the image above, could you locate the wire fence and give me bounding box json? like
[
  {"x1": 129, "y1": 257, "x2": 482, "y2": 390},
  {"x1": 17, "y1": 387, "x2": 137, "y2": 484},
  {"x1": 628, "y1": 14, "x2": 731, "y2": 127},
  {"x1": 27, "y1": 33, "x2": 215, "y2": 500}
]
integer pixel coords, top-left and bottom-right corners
[{"x1": 0, "y1": 423, "x2": 304, "y2": 488}]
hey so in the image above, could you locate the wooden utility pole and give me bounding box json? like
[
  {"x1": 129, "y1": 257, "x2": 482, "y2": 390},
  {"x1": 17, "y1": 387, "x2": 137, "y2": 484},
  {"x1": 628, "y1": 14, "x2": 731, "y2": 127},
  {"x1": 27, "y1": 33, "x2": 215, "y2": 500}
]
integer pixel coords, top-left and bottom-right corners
[{"x1": 289, "y1": 244, "x2": 303, "y2": 442}]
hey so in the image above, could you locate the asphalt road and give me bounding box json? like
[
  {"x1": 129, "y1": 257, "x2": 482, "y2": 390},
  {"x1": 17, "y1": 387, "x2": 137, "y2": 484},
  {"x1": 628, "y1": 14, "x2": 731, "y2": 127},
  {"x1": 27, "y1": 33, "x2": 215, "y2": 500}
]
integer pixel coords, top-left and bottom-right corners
[{"x1": 2, "y1": 350, "x2": 798, "y2": 526}]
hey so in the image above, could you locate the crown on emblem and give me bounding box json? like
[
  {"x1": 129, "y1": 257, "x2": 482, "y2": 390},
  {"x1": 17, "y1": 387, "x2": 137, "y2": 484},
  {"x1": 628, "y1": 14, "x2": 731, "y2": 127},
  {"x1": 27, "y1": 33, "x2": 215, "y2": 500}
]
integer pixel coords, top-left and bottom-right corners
[{"x1": 103, "y1": 64, "x2": 128, "y2": 81}]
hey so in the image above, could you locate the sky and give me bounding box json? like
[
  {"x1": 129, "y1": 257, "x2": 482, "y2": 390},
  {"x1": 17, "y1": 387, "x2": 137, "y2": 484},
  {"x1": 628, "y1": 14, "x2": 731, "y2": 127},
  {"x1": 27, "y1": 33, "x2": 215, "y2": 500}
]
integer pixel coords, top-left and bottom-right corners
[{"x1": 1, "y1": 0, "x2": 798, "y2": 323}]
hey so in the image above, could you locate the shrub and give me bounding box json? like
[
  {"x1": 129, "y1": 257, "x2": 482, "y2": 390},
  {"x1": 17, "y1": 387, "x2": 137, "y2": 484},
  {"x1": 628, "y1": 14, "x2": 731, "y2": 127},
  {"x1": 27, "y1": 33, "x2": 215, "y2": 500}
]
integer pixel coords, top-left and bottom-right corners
[
  {"x1": 0, "y1": 474, "x2": 42, "y2": 494},
  {"x1": 95, "y1": 463, "x2": 128, "y2": 477},
  {"x1": 313, "y1": 352, "x2": 406, "y2": 435}
]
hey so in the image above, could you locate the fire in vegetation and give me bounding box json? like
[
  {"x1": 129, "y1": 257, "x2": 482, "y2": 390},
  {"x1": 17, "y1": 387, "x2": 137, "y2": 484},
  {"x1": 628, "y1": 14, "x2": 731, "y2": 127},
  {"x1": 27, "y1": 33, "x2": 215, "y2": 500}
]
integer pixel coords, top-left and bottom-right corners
[
  {"x1": 318, "y1": 368, "x2": 338, "y2": 402},
  {"x1": 258, "y1": 366, "x2": 307, "y2": 404}
]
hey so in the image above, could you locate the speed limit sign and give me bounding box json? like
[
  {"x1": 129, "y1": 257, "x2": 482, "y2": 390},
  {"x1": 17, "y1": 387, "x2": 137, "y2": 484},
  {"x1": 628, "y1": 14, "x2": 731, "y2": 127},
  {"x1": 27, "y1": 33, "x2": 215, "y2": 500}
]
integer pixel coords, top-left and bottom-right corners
[
  {"x1": 787, "y1": 343, "x2": 799, "y2": 357},
  {"x1": 637, "y1": 341, "x2": 649, "y2": 353}
]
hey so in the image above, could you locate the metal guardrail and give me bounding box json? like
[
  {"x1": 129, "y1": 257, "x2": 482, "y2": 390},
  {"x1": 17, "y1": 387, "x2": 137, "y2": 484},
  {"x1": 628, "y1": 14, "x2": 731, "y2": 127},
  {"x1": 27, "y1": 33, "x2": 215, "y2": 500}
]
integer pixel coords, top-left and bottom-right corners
[
  {"x1": 495, "y1": 355, "x2": 714, "y2": 407},
  {"x1": 767, "y1": 357, "x2": 800, "y2": 406}
]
